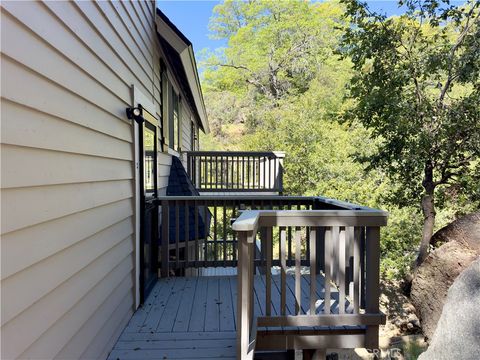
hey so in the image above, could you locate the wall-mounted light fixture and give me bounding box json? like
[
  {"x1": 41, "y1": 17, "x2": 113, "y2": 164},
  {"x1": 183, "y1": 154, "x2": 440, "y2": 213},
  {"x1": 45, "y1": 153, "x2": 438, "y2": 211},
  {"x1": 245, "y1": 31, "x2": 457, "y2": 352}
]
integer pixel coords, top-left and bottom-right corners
[{"x1": 126, "y1": 105, "x2": 144, "y2": 124}]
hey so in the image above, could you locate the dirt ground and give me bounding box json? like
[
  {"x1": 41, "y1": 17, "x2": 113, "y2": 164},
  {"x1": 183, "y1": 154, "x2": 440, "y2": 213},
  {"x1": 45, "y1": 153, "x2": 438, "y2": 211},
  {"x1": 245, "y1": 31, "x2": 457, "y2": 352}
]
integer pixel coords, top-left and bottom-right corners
[{"x1": 325, "y1": 280, "x2": 428, "y2": 360}]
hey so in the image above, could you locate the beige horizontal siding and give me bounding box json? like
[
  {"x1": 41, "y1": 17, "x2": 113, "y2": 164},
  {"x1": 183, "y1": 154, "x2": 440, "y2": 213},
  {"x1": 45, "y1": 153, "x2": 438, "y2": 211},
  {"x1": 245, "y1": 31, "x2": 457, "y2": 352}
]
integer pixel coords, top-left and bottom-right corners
[
  {"x1": 2, "y1": 238, "x2": 134, "y2": 359},
  {"x1": 1, "y1": 144, "x2": 133, "y2": 188},
  {"x1": 1, "y1": 180, "x2": 133, "y2": 234},
  {"x1": 1, "y1": 0, "x2": 202, "y2": 358},
  {"x1": 0, "y1": 1, "x2": 158, "y2": 359},
  {"x1": 1, "y1": 199, "x2": 133, "y2": 280},
  {"x1": 1, "y1": 100, "x2": 133, "y2": 161}
]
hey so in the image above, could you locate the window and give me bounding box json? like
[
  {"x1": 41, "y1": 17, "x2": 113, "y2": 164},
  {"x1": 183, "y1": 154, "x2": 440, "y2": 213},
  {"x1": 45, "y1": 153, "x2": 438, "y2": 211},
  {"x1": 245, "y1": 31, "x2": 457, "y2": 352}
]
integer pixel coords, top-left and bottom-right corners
[
  {"x1": 171, "y1": 89, "x2": 180, "y2": 152},
  {"x1": 191, "y1": 120, "x2": 196, "y2": 151},
  {"x1": 160, "y1": 59, "x2": 181, "y2": 154},
  {"x1": 143, "y1": 122, "x2": 156, "y2": 195}
]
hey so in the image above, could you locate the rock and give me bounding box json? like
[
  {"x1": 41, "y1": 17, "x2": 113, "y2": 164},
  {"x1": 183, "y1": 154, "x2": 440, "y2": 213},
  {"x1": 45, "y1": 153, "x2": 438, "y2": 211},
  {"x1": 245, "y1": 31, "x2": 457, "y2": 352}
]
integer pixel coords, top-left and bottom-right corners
[
  {"x1": 407, "y1": 313, "x2": 420, "y2": 329},
  {"x1": 418, "y1": 259, "x2": 480, "y2": 360},
  {"x1": 411, "y1": 212, "x2": 480, "y2": 341},
  {"x1": 430, "y1": 211, "x2": 480, "y2": 251},
  {"x1": 411, "y1": 241, "x2": 477, "y2": 340},
  {"x1": 402, "y1": 303, "x2": 415, "y2": 314}
]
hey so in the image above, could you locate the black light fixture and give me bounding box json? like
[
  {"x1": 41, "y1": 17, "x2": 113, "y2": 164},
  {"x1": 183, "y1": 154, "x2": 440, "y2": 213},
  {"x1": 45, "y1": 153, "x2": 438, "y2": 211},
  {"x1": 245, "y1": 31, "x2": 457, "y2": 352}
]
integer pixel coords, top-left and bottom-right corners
[{"x1": 126, "y1": 105, "x2": 144, "y2": 124}]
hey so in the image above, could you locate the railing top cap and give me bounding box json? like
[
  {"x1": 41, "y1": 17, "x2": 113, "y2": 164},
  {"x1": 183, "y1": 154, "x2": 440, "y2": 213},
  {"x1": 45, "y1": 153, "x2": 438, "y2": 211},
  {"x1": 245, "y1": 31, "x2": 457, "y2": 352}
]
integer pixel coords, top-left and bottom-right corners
[
  {"x1": 185, "y1": 150, "x2": 286, "y2": 157},
  {"x1": 232, "y1": 209, "x2": 388, "y2": 232}
]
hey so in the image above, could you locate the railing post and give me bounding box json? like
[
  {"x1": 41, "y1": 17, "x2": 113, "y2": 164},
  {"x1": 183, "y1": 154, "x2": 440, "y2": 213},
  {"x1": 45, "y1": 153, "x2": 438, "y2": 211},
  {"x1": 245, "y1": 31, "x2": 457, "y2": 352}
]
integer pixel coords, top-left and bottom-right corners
[
  {"x1": 161, "y1": 200, "x2": 169, "y2": 278},
  {"x1": 365, "y1": 226, "x2": 381, "y2": 349},
  {"x1": 237, "y1": 230, "x2": 254, "y2": 360}
]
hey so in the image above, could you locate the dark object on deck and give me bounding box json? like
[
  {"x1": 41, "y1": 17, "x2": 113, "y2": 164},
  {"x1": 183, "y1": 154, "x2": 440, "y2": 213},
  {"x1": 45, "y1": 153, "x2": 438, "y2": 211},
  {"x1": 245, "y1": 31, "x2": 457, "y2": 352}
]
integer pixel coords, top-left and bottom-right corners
[{"x1": 164, "y1": 156, "x2": 211, "y2": 243}]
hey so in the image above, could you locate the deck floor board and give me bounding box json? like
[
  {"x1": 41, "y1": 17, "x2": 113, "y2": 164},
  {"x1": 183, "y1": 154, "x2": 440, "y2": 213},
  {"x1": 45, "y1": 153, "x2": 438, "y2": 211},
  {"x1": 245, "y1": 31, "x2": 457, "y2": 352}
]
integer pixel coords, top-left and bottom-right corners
[{"x1": 109, "y1": 273, "x2": 353, "y2": 360}]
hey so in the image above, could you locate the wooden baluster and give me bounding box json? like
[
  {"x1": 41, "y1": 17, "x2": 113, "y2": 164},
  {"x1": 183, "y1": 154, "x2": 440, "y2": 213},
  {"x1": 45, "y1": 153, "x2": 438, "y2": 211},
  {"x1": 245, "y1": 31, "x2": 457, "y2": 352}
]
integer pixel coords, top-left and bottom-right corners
[
  {"x1": 360, "y1": 227, "x2": 366, "y2": 309},
  {"x1": 184, "y1": 200, "x2": 189, "y2": 270},
  {"x1": 249, "y1": 232, "x2": 254, "y2": 330},
  {"x1": 213, "y1": 200, "x2": 217, "y2": 265},
  {"x1": 263, "y1": 156, "x2": 266, "y2": 189},
  {"x1": 209, "y1": 156, "x2": 213, "y2": 190},
  {"x1": 309, "y1": 227, "x2": 317, "y2": 315},
  {"x1": 287, "y1": 203, "x2": 292, "y2": 264},
  {"x1": 324, "y1": 226, "x2": 332, "y2": 314},
  {"x1": 204, "y1": 200, "x2": 208, "y2": 267},
  {"x1": 339, "y1": 227, "x2": 346, "y2": 314},
  {"x1": 237, "y1": 231, "x2": 250, "y2": 360},
  {"x1": 237, "y1": 156, "x2": 240, "y2": 188},
  {"x1": 270, "y1": 157, "x2": 278, "y2": 191},
  {"x1": 223, "y1": 200, "x2": 227, "y2": 266},
  {"x1": 231, "y1": 156, "x2": 235, "y2": 190},
  {"x1": 347, "y1": 226, "x2": 354, "y2": 297},
  {"x1": 161, "y1": 200, "x2": 169, "y2": 277},
  {"x1": 220, "y1": 155, "x2": 224, "y2": 190},
  {"x1": 215, "y1": 156, "x2": 218, "y2": 190},
  {"x1": 295, "y1": 227, "x2": 301, "y2": 315},
  {"x1": 175, "y1": 200, "x2": 180, "y2": 270},
  {"x1": 225, "y1": 156, "x2": 229, "y2": 189},
  {"x1": 332, "y1": 226, "x2": 340, "y2": 287},
  {"x1": 353, "y1": 226, "x2": 361, "y2": 313},
  {"x1": 280, "y1": 227, "x2": 287, "y2": 315},
  {"x1": 194, "y1": 200, "x2": 199, "y2": 267},
  {"x1": 365, "y1": 226, "x2": 381, "y2": 349},
  {"x1": 258, "y1": 156, "x2": 261, "y2": 189},
  {"x1": 232, "y1": 204, "x2": 237, "y2": 263},
  {"x1": 266, "y1": 227, "x2": 272, "y2": 316},
  {"x1": 241, "y1": 156, "x2": 245, "y2": 190},
  {"x1": 252, "y1": 157, "x2": 257, "y2": 189},
  {"x1": 203, "y1": 156, "x2": 207, "y2": 190}
]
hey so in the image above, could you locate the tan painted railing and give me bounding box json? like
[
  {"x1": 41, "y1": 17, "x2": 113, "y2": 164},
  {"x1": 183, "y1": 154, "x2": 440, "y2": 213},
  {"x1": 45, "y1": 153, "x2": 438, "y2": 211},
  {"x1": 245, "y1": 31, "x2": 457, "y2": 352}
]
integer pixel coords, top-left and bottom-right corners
[
  {"x1": 186, "y1": 151, "x2": 285, "y2": 193},
  {"x1": 232, "y1": 206, "x2": 388, "y2": 359}
]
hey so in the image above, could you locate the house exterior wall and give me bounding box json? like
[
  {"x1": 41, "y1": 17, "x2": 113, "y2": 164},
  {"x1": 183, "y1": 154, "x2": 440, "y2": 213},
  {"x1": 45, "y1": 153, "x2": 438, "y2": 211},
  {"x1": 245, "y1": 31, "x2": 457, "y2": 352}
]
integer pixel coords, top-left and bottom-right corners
[{"x1": 0, "y1": 1, "x2": 199, "y2": 359}]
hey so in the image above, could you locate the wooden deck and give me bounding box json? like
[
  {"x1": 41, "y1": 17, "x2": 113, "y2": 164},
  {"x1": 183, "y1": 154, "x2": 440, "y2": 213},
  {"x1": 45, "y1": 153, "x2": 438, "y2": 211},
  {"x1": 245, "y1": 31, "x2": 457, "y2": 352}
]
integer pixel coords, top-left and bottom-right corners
[{"x1": 108, "y1": 273, "x2": 351, "y2": 360}]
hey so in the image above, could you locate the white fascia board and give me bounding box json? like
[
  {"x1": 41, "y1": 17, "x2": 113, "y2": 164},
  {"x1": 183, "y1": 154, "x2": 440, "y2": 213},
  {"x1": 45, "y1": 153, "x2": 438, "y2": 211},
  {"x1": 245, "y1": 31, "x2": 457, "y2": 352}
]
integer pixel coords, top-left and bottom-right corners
[
  {"x1": 155, "y1": 16, "x2": 210, "y2": 134},
  {"x1": 179, "y1": 48, "x2": 209, "y2": 134}
]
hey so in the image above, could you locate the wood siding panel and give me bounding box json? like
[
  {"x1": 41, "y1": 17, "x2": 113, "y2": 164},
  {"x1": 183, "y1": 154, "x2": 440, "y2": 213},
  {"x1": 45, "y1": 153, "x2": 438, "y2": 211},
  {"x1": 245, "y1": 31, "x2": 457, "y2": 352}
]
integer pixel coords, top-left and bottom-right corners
[
  {"x1": 1, "y1": 180, "x2": 133, "y2": 234},
  {"x1": 1, "y1": 199, "x2": 133, "y2": 280},
  {"x1": 1, "y1": 100, "x2": 132, "y2": 161},
  {"x1": 1, "y1": 144, "x2": 133, "y2": 188},
  {"x1": 1, "y1": 1, "x2": 158, "y2": 359},
  {"x1": 1, "y1": 218, "x2": 134, "y2": 326},
  {"x1": 2, "y1": 238, "x2": 134, "y2": 359},
  {"x1": 1, "y1": 56, "x2": 132, "y2": 142},
  {"x1": 0, "y1": 4, "x2": 131, "y2": 106}
]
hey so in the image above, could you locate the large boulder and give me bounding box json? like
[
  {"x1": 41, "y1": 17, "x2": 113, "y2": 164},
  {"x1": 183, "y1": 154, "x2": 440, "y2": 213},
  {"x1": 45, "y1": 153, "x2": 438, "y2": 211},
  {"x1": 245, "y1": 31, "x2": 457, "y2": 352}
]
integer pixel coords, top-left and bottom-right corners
[
  {"x1": 418, "y1": 258, "x2": 480, "y2": 360},
  {"x1": 430, "y1": 212, "x2": 480, "y2": 252},
  {"x1": 410, "y1": 212, "x2": 480, "y2": 341}
]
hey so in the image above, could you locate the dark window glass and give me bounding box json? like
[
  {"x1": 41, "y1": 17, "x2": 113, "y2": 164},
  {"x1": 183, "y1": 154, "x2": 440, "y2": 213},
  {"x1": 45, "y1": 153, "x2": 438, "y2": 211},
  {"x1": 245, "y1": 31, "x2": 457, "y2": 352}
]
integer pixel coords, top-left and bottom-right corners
[{"x1": 144, "y1": 124, "x2": 155, "y2": 194}]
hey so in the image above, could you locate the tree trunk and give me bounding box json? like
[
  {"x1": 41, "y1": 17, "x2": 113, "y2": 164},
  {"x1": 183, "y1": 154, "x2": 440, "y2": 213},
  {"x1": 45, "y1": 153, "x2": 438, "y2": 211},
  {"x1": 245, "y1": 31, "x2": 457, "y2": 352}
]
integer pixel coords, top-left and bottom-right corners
[{"x1": 417, "y1": 162, "x2": 436, "y2": 266}]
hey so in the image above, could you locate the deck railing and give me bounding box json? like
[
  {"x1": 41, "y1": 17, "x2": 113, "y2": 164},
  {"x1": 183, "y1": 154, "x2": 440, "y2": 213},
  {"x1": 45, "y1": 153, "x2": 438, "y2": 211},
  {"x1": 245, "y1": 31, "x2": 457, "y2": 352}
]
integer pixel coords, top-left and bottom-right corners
[
  {"x1": 232, "y1": 207, "x2": 388, "y2": 359},
  {"x1": 154, "y1": 195, "x2": 334, "y2": 276},
  {"x1": 186, "y1": 151, "x2": 285, "y2": 193}
]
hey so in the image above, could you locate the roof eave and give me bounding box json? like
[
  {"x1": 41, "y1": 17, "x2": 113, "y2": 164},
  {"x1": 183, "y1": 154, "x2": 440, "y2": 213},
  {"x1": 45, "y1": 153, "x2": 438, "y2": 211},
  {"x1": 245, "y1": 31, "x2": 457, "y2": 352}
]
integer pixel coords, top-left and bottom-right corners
[{"x1": 155, "y1": 10, "x2": 210, "y2": 134}]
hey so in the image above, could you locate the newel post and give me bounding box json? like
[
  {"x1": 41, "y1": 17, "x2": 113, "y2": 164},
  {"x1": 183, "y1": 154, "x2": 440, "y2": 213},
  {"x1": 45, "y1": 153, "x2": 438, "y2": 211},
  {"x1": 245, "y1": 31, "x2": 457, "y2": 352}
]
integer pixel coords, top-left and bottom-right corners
[
  {"x1": 365, "y1": 226, "x2": 381, "y2": 349},
  {"x1": 237, "y1": 230, "x2": 255, "y2": 360},
  {"x1": 161, "y1": 200, "x2": 169, "y2": 278}
]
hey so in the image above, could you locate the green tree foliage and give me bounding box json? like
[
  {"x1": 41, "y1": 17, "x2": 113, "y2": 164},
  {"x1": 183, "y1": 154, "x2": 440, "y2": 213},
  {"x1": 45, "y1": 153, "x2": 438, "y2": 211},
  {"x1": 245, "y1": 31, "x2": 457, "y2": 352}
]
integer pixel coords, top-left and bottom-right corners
[
  {"x1": 340, "y1": 0, "x2": 480, "y2": 265},
  {"x1": 200, "y1": 0, "x2": 478, "y2": 279}
]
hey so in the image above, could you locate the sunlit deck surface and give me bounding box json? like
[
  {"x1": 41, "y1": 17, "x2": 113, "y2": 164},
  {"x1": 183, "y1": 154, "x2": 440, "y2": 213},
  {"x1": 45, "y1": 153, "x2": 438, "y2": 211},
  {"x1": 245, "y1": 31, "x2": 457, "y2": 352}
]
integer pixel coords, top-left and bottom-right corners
[{"x1": 108, "y1": 272, "x2": 356, "y2": 360}]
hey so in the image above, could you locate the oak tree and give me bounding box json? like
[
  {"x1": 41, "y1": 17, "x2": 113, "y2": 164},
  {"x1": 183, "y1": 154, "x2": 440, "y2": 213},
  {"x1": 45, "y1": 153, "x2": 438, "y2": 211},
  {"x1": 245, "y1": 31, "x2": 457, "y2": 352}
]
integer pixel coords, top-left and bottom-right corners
[{"x1": 340, "y1": 0, "x2": 480, "y2": 265}]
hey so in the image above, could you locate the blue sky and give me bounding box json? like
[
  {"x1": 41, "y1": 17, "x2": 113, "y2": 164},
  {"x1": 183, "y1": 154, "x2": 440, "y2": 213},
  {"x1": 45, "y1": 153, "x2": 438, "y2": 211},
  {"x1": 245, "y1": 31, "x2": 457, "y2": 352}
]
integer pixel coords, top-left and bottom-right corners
[{"x1": 157, "y1": 1, "x2": 463, "y2": 56}]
